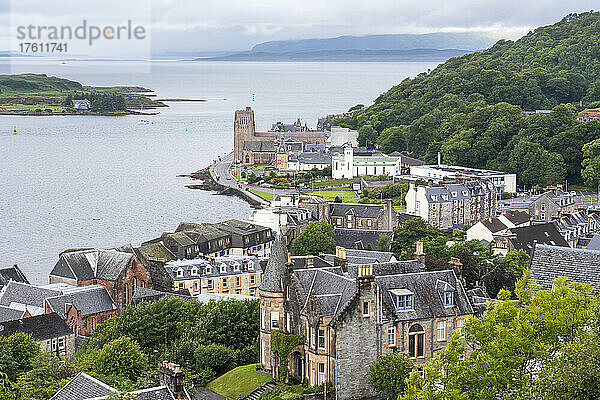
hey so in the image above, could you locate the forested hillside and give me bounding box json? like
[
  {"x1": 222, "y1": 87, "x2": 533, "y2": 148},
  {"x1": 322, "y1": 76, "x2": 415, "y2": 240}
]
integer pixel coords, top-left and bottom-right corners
[{"x1": 336, "y1": 12, "x2": 600, "y2": 187}]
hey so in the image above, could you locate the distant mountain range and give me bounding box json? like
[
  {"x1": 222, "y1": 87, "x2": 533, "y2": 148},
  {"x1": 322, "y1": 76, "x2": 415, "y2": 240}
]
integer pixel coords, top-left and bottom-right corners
[
  {"x1": 195, "y1": 48, "x2": 472, "y2": 62},
  {"x1": 251, "y1": 32, "x2": 497, "y2": 53},
  {"x1": 194, "y1": 32, "x2": 497, "y2": 62}
]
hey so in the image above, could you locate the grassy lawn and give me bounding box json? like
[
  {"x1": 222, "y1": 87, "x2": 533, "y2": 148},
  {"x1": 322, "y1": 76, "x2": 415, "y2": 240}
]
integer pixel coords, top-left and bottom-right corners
[
  {"x1": 206, "y1": 364, "x2": 271, "y2": 399},
  {"x1": 310, "y1": 177, "x2": 361, "y2": 188},
  {"x1": 249, "y1": 189, "x2": 274, "y2": 201},
  {"x1": 302, "y1": 190, "x2": 358, "y2": 201}
]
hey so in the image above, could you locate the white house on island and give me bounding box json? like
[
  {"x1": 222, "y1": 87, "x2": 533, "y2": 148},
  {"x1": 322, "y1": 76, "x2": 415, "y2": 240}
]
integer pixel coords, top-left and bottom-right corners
[{"x1": 332, "y1": 144, "x2": 401, "y2": 179}]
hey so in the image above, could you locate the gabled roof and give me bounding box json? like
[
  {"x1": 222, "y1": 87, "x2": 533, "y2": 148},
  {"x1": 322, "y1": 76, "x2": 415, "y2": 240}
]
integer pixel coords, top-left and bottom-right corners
[
  {"x1": 586, "y1": 233, "x2": 600, "y2": 251},
  {"x1": 45, "y1": 285, "x2": 115, "y2": 319},
  {"x1": 500, "y1": 222, "x2": 569, "y2": 252},
  {"x1": 376, "y1": 270, "x2": 473, "y2": 321},
  {"x1": 530, "y1": 244, "x2": 600, "y2": 291},
  {"x1": 501, "y1": 210, "x2": 531, "y2": 226},
  {"x1": 0, "y1": 305, "x2": 25, "y2": 323},
  {"x1": 0, "y1": 312, "x2": 73, "y2": 341},
  {"x1": 0, "y1": 265, "x2": 29, "y2": 289},
  {"x1": 50, "y1": 372, "x2": 116, "y2": 400},
  {"x1": 329, "y1": 203, "x2": 384, "y2": 219},
  {"x1": 50, "y1": 249, "x2": 133, "y2": 282},
  {"x1": 480, "y1": 218, "x2": 508, "y2": 233},
  {"x1": 0, "y1": 281, "x2": 62, "y2": 309},
  {"x1": 333, "y1": 228, "x2": 393, "y2": 250}
]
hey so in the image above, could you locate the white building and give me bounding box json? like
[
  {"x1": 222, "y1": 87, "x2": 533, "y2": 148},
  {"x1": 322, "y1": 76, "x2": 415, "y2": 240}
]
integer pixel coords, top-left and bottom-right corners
[
  {"x1": 409, "y1": 164, "x2": 517, "y2": 193},
  {"x1": 287, "y1": 152, "x2": 332, "y2": 171},
  {"x1": 332, "y1": 145, "x2": 401, "y2": 179},
  {"x1": 327, "y1": 126, "x2": 359, "y2": 147}
]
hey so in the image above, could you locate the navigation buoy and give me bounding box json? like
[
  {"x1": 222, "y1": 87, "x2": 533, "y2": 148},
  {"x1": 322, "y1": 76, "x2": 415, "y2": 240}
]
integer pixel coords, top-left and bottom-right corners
[{"x1": 12, "y1": 127, "x2": 17, "y2": 135}]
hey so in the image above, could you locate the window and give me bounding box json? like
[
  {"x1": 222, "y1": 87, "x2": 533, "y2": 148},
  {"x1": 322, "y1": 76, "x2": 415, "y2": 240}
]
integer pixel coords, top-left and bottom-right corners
[
  {"x1": 248, "y1": 261, "x2": 255, "y2": 271},
  {"x1": 408, "y1": 324, "x2": 425, "y2": 358},
  {"x1": 206, "y1": 266, "x2": 212, "y2": 274},
  {"x1": 456, "y1": 318, "x2": 464, "y2": 331},
  {"x1": 194, "y1": 281, "x2": 199, "y2": 292},
  {"x1": 318, "y1": 329, "x2": 325, "y2": 349},
  {"x1": 271, "y1": 311, "x2": 280, "y2": 329},
  {"x1": 176, "y1": 268, "x2": 183, "y2": 277},
  {"x1": 91, "y1": 317, "x2": 96, "y2": 331},
  {"x1": 261, "y1": 309, "x2": 265, "y2": 329},
  {"x1": 178, "y1": 282, "x2": 184, "y2": 290},
  {"x1": 387, "y1": 326, "x2": 396, "y2": 346},
  {"x1": 309, "y1": 327, "x2": 315, "y2": 348},
  {"x1": 236, "y1": 276, "x2": 241, "y2": 287},
  {"x1": 58, "y1": 337, "x2": 65, "y2": 350},
  {"x1": 318, "y1": 363, "x2": 325, "y2": 385},
  {"x1": 437, "y1": 320, "x2": 446, "y2": 341},
  {"x1": 234, "y1": 263, "x2": 240, "y2": 272},
  {"x1": 250, "y1": 275, "x2": 256, "y2": 285},
  {"x1": 367, "y1": 219, "x2": 372, "y2": 227},
  {"x1": 286, "y1": 313, "x2": 291, "y2": 332},
  {"x1": 362, "y1": 300, "x2": 370, "y2": 317},
  {"x1": 347, "y1": 215, "x2": 352, "y2": 221},
  {"x1": 392, "y1": 290, "x2": 414, "y2": 311},
  {"x1": 220, "y1": 264, "x2": 227, "y2": 273},
  {"x1": 191, "y1": 267, "x2": 198, "y2": 275},
  {"x1": 208, "y1": 279, "x2": 213, "y2": 290},
  {"x1": 250, "y1": 288, "x2": 256, "y2": 296},
  {"x1": 443, "y1": 291, "x2": 454, "y2": 307},
  {"x1": 52, "y1": 339, "x2": 57, "y2": 352},
  {"x1": 222, "y1": 278, "x2": 228, "y2": 288}
]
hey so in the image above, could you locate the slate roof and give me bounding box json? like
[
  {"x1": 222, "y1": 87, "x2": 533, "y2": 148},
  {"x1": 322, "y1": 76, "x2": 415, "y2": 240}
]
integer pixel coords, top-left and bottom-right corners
[
  {"x1": 165, "y1": 256, "x2": 262, "y2": 281},
  {"x1": 376, "y1": 270, "x2": 474, "y2": 321},
  {"x1": 291, "y1": 267, "x2": 356, "y2": 321},
  {"x1": 530, "y1": 244, "x2": 600, "y2": 291},
  {"x1": 50, "y1": 372, "x2": 116, "y2": 400},
  {"x1": 330, "y1": 203, "x2": 384, "y2": 219},
  {"x1": 50, "y1": 249, "x2": 133, "y2": 282},
  {"x1": 0, "y1": 305, "x2": 25, "y2": 323},
  {"x1": 399, "y1": 154, "x2": 424, "y2": 166},
  {"x1": 0, "y1": 281, "x2": 62, "y2": 309},
  {"x1": 333, "y1": 228, "x2": 393, "y2": 250},
  {"x1": 347, "y1": 260, "x2": 423, "y2": 278},
  {"x1": 0, "y1": 312, "x2": 73, "y2": 341},
  {"x1": 0, "y1": 265, "x2": 29, "y2": 289},
  {"x1": 502, "y1": 210, "x2": 531, "y2": 226},
  {"x1": 586, "y1": 234, "x2": 600, "y2": 251},
  {"x1": 297, "y1": 152, "x2": 331, "y2": 165},
  {"x1": 501, "y1": 222, "x2": 569, "y2": 252},
  {"x1": 259, "y1": 234, "x2": 288, "y2": 293},
  {"x1": 45, "y1": 285, "x2": 115, "y2": 319},
  {"x1": 480, "y1": 218, "x2": 508, "y2": 233},
  {"x1": 243, "y1": 141, "x2": 276, "y2": 152},
  {"x1": 125, "y1": 244, "x2": 174, "y2": 292},
  {"x1": 290, "y1": 256, "x2": 333, "y2": 269}
]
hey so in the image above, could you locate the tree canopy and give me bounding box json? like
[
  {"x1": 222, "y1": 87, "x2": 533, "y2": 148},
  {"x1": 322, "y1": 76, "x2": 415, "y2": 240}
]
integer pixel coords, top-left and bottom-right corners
[{"x1": 292, "y1": 220, "x2": 336, "y2": 255}]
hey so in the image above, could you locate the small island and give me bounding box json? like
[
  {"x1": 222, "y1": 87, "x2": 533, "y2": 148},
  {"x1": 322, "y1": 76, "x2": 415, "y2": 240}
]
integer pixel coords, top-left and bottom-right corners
[{"x1": 0, "y1": 74, "x2": 167, "y2": 116}]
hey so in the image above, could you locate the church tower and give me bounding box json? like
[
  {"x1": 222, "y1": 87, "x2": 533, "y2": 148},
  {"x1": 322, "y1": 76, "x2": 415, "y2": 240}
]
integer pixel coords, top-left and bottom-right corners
[{"x1": 234, "y1": 107, "x2": 256, "y2": 165}]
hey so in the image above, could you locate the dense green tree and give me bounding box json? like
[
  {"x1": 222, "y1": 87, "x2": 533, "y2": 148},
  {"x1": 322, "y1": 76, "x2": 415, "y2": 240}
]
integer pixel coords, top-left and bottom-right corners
[
  {"x1": 401, "y1": 274, "x2": 597, "y2": 400},
  {"x1": 582, "y1": 137, "x2": 600, "y2": 187},
  {"x1": 0, "y1": 333, "x2": 41, "y2": 381},
  {"x1": 92, "y1": 337, "x2": 148, "y2": 383},
  {"x1": 503, "y1": 249, "x2": 529, "y2": 279},
  {"x1": 367, "y1": 352, "x2": 414, "y2": 399},
  {"x1": 390, "y1": 217, "x2": 444, "y2": 258},
  {"x1": 357, "y1": 124, "x2": 378, "y2": 149},
  {"x1": 377, "y1": 234, "x2": 390, "y2": 252},
  {"x1": 292, "y1": 221, "x2": 336, "y2": 255},
  {"x1": 378, "y1": 126, "x2": 407, "y2": 153}
]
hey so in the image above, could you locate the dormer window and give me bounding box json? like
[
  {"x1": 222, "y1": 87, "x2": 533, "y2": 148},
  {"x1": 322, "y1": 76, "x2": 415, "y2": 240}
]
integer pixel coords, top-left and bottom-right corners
[
  {"x1": 391, "y1": 289, "x2": 414, "y2": 311},
  {"x1": 431, "y1": 195, "x2": 437, "y2": 201},
  {"x1": 176, "y1": 268, "x2": 183, "y2": 278},
  {"x1": 248, "y1": 261, "x2": 255, "y2": 271},
  {"x1": 233, "y1": 263, "x2": 240, "y2": 272},
  {"x1": 462, "y1": 190, "x2": 468, "y2": 196},
  {"x1": 443, "y1": 291, "x2": 454, "y2": 307},
  {"x1": 191, "y1": 267, "x2": 198, "y2": 276},
  {"x1": 205, "y1": 266, "x2": 212, "y2": 275},
  {"x1": 220, "y1": 263, "x2": 227, "y2": 273},
  {"x1": 451, "y1": 192, "x2": 457, "y2": 197},
  {"x1": 441, "y1": 194, "x2": 449, "y2": 200}
]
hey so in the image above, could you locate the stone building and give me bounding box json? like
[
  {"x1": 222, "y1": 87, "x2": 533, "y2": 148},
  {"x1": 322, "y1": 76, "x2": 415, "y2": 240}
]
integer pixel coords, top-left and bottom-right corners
[
  {"x1": 332, "y1": 145, "x2": 401, "y2": 179},
  {"x1": 234, "y1": 107, "x2": 327, "y2": 166},
  {"x1": 329, "y1": 201, "x2": 398, "y2": 231},
  {"x1": 405, "y1": 179, "x2": 497, "y2": 230},
  {"x1": 164, "y1": 256, "x2": 263, "y2": 297},
  {"x1": 528, "y1": 190, "x2": 575, "y2": 223},
  {"x1": 49, "y1": 248, "x2": 152, "y2": 313},
  {"x1": 259, "y1": 236, "x2": 478, "y2": 400}
]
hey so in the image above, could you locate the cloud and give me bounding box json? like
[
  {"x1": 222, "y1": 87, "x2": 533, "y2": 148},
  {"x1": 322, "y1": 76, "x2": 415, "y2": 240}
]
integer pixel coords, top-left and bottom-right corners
[{"x1": 2, "y1": 0, "x2": 598, "y2": 53}]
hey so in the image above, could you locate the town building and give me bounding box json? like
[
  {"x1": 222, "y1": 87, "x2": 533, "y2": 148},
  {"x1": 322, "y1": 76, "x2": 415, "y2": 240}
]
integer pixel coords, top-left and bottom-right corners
[
  {"x1": 528, "y1": 190, "x2": 575, "y2": 222},
  {"x1": 576, "y1": 109, "x2": 600, "y2": 122},
  {"x1": 0, "y1": 264, "x2": 29, "y2": 291},
  {"x1": 329, "y1": 201, "x2": 398, "y2": 231},
  {"x1": 213, "y1": 219, "x2": 274, "y2": 257},
  {"x1": 333, "y1": 229, "x2": 394, "y2": 251},
  {"x1": 332, "y1": 145, "x2": 401, "y2": 179},
  {"x1": 0, "y1": 281, "x2": 62, "y2": 316},
  {"x1": 51, "y1": 362, "x2": 191, "y2": 400},
  {"x1": 408, "y1": 163, "x2": 517, "y2": 193},
  {"x1": 327, "y1": 126, "x2": 359, "y2": 147},
  {"x1": 497, "y1": 210, "x2": 531, "y2": 228},
  {"x1": 44, "y1": 285, "x2": 116, "y2": 337},
  {"x1": 491, "y1": 222, "x2": 569, "y2": 256},
  {"x1": 287, "y1": 152, "x2": 332, "y2": 172},
  {"x1": 48, "y1": 248, "x2": 152, "y2": 313},
  {"x1": 530, "y1": 244, "x2": 600, "y2": 290},
  {"x1": 0, "y1": 313, "x2": 76, "y2": 358},
  {"x1": 388, "y1": 152, "x2": 425, "y2": 174},
  {"x1": 249, "y1": 206, "x2": 312, "y2": 246},
  {"x1": 72, "y1": 99, "x2": 91, "y2": 112},
  {"x1": 164, "y1": 256, "x2": 263, "y2": 297},
  {"x1": 405, "y1": 180, "x2": 497, "y2": 230},
  {"x1": 466, "y1": 218, "x2": 509, "y2": 244},
  {"x1": 259, "y1": 236, "x2": 478, "y2": 400},
  {"x1": 146, "y1": 223, "x2": 233, "y2": 259},
  {"x1": 234, "y1": 107, "x2": 327, "y2": 166}
]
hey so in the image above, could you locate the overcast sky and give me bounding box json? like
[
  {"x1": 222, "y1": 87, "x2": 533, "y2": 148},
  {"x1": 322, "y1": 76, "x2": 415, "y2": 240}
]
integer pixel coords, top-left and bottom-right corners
[{"x1": 2, "y1": 0, "x2": 598, "y2": 55}]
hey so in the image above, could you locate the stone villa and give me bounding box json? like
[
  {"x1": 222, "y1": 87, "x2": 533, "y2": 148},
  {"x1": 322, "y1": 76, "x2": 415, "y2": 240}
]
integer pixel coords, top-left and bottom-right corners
[{"x1": 259, "y1": 236, "x2": 481, "y2": 400}]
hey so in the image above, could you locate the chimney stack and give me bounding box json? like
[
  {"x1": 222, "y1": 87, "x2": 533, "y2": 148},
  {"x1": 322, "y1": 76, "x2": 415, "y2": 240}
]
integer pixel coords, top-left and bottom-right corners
[
  {"x1": 159, "y1": 362, "x2": 186, "y2": 399},
  {"x1": 448, "y1": 257, "x2": 464, "y2": 284},
  {"x1": 306, "y1": 254, "x2": 314, "y2": 268},
  {"x1": 437, "y1": 152, "x2": 441, "y2": 167},
  {"x1": 415, "y1": 241, "x2": 425, "y2": 265}
]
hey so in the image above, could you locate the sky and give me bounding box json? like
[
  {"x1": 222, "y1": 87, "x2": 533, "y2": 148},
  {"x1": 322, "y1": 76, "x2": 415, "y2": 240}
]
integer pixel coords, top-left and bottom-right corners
[{"x1": 1, "y1": 0, "x2": 598, "y2": 56}]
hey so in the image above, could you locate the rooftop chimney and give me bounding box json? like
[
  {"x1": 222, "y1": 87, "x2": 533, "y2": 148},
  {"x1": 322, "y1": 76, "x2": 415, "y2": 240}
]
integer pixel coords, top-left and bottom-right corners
[
  {"x1": 415, "y1": 241, "x2": 425, "y2": 265},
  {"x1": 357, "y1": 264, "x2": 373, "y2": 279},
  {"x1": 437, "y1": 152, "x2": 441, "y2": 167},
  {"x1": 159, "y1": 362, "x2": 186, "y2": 399},
  {"x1": 306, "y1": 255, "x2": 314, "y2": 268},
  {"x1": 335, "y1": 246, "x2": 347, "y2": 260},
  {"x1": 448, "y1": 257, "x2": 464, "y2": 284}
]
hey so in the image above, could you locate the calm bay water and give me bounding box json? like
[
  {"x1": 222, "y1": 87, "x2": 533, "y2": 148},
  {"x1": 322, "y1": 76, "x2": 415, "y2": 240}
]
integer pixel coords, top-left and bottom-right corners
[{"x1": 0, "y1": 59, "x2": 436, "y2": 284}]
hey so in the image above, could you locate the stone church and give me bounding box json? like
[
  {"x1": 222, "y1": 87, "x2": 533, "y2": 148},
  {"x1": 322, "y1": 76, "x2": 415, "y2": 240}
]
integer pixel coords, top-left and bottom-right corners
[{"x1": 234, "y1": 107, "x2": 327, "y2": 166}]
